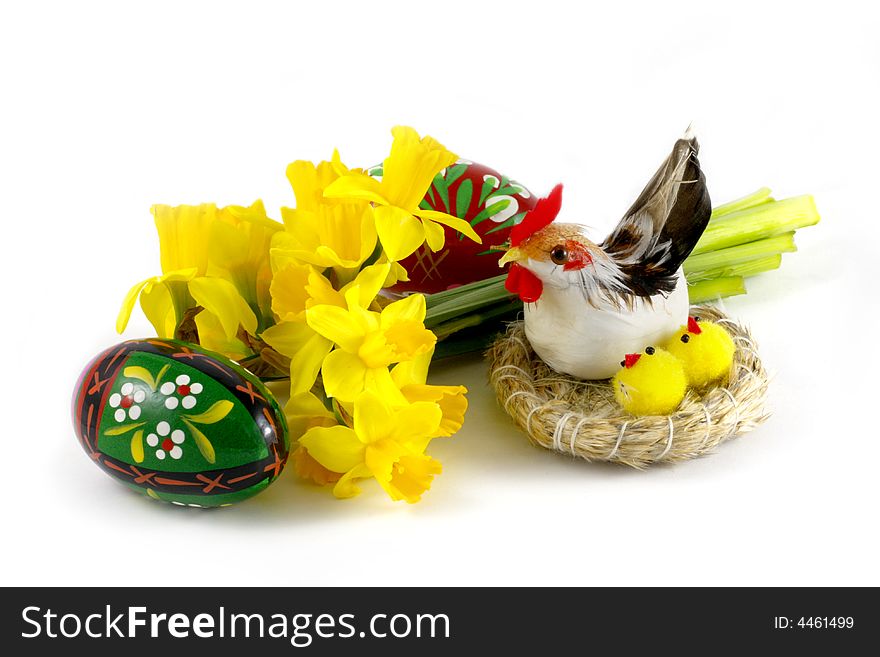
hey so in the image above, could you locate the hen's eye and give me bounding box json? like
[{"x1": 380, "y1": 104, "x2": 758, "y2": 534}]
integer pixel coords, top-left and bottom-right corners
[{"x1": 550, "y1": 245, "x2": 568, "y2": 265}]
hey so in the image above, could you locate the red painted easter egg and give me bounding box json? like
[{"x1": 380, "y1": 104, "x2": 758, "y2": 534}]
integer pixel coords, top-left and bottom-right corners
[{"x1": 386, "y1": 160, "x2": 536, "y2": 294}]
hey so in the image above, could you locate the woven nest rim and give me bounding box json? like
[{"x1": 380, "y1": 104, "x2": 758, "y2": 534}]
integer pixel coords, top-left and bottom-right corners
[{"x1": 486, "y1": 305, "x2": 770, "y2": 468}]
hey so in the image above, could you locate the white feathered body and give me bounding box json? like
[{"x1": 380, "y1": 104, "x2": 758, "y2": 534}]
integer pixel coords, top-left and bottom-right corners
[{"x1": 523, "y1": 268, "x2": 689, "y2": 379}]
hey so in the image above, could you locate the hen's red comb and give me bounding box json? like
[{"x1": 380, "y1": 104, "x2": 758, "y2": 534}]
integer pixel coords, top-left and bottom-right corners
[
  {"x1": 510, "y1": 183, "x2": 563, "y2": 246},
  {"x1": 687, "y1": 316, "x2": 702, "y2": 334}
]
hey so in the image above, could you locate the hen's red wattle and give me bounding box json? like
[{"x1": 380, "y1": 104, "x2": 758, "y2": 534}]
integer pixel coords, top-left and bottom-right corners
[{"x1": 505, "y1": 263, "x2": 544, "y2": 303}]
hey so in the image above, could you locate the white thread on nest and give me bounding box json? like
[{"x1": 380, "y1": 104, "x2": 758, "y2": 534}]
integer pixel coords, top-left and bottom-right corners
[
  {"x1": 732, "y1": 337, "x2": 760, "y2": 362},
  {"x1": 570, "y1": 417, "x2": 588, "y2": 454},
  {"x1": 526, "y1": 404, "x2": 547, "y2": 435},
  {"x1": 698, "y1": 403, "x2": 712, "y2": 450},
  {"x1": 552, "y1": 412, "x2": 575, "y2": 452},
  {"x1": 495, "y1": 373, "x2": 532, "y2": 385},
  {"x1": 656, "y1": 416, "x2": 675, "y2": 460},
  {"x1": 492, "y1": 364, "x2": 533, "y2": 381},
  {"x1": 719, "y1": 388, "x2": 740, "y2": 434},
  {"x1": 504, "y1": 390, "x2": 539, "y2": 410},
  {"x1": 733, "y1": 334, "x2": 757, "y2": 350},
  {"x1": 608, "y1": 421, "x2": 628, "y2": 460},
  {"x1": 714, "y1": 317, "x2": 739, "y2": 329}
]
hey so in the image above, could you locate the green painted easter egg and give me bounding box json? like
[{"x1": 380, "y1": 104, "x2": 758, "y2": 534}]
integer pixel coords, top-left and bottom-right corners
[{"x1": 73, "y1": 339, "x2": 289, "y2": 507}]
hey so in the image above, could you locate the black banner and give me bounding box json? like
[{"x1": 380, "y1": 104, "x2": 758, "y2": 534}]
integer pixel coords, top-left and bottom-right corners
[{"x1": 1, "y1": 587, "x2": 875, "y2": 654}]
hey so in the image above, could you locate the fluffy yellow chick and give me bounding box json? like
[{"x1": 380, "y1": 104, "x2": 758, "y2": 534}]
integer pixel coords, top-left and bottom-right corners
[
  {"x1": 663, "y1": 316, "x2": 736, "y2": 389},
  {"x1": 612, "y1": 347, "x2": 687, "y2": 416}
]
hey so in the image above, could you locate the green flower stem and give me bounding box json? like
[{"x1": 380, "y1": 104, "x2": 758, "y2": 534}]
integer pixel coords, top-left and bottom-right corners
[
  {"x1": 687, "y1": 276, "x2": 747, "y2": 303},
  {"x1": 683, "y1": 232, "x2": 796, "y2": 276},
  {"x1": 424, "y1": 274, "x2": 507, "y2": 307},
  {"x1": 424, "y1": 277, "x2": 511, "y2": 327},
  {"x1": 691, "y1": 195, "x2": 819, "y2": 255},
  {"x1": 431, "y1": 299, "x2": 521, "y2": 340}
]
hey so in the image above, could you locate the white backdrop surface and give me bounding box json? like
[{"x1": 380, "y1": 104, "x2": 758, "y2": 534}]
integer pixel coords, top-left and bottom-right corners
[{"x1": 1, "y1": 0, "x2": 877, "y2": 586}]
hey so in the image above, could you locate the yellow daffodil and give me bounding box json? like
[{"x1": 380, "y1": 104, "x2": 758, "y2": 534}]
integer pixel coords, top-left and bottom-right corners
[
  {"x1": 116, "y1": 268, "x2": 197, "y2": 335},
  {"x1": 206, "y1": 200, "x2": 282, "y2": 331},
  {"x1": 292, "y1": 446, "x2": 343, "y2": 487},
  {"x1": 286, "y1": 391, "x2": 338, "y2": 438},
  {"x1": 323, "y1": 126, "x2": 482, "y2": 261},
  {"x1": 391, "y1": 351, "x2": 468, "y2": 437},
  {"x1": 306, "y1": 288, "x2": 436, "y2": 403},
  {"x1": 276, "y1": 156, "x2": 378, "y2": 277},
  {"x1": 261, "y1": 263, "x2": 390, "y2": 396},
  {"x1": 193, "y1": 310, "x2": 252, "y2": 361},
  {"x1": 153, "y1": 203, "x2": 216, "y2": 277},
  {"x1": 299, "y1": 390, "x2": 443, "y2": 502},
  {"x1": 117, "y1": 202, "x2": 281, "y2": 349},
  {"x1": 117, "y1": 202, "x2": 217, "y2": 335},
  {"x1": 287, "y1": 392, "x2": 343, "y2": 487}
]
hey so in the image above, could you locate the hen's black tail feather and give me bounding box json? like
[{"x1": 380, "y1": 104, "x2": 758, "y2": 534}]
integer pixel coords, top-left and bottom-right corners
[{"x1": 601, "y1": 133, "x2": 711, "y2": 297}]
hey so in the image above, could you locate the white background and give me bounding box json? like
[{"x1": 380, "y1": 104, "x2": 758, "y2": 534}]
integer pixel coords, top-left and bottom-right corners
[{"x1": 1, "y1": 1, "x2": 878, "y2": 586}]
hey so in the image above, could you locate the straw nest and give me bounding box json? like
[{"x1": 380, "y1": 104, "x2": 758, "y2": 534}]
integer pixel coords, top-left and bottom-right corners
[{"x1": 486, "y1": 305, "x2": 769, "y2": 468}]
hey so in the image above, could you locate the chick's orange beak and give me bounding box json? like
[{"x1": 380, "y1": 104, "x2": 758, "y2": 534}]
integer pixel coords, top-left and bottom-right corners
[{"x1": 498, "y1": 246, "x2": 525, "y2": 267}]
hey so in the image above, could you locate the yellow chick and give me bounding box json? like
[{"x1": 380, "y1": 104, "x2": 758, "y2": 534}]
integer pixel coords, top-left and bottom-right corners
[
  {"x1": 612, "y1": 347, "x2": 687, "y2": 416},
  {"x1": 663, "y1": 316, "x2": 736, "y2": 389}
]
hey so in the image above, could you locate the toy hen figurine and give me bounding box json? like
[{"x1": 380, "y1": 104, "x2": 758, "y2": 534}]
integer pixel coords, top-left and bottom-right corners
[{"x1": 498, "y1": 132, "x2": 711, "y2": 379}]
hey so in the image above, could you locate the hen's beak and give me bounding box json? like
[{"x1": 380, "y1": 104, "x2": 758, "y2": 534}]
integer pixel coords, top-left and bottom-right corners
[{"x1": 498, "y1": 247, "x2": 525, "y2": 267}]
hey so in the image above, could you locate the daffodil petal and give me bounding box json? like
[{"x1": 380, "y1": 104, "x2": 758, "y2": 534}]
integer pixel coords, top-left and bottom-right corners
[
  {"x1": 285, "y1": 392, "x2": 337, "y2": 439},
  {"x1": 352, "y1": 391, "x2": 395, "y2": 444},
  {"x1": 290, "y1": 332, "x2": 333, "y2": 395},
  {"x1": 415, "y1": 209, "x2": 482, "y2": 244},
  {"x1": 357, "y1": 205, "x2": 379, "y2": 263},
  {"x1": 400, "y1": 384, "x2": 468, "y2": 437},
  {"x1": 332, "y1": 463, "x2": 373, "y2": 499},
  {"x1": 117, "y1": 278, "x2": 153, "y2": 333},
  {"x1": 194, "y1": 311, "x2": 252, "y2": 361},
  {"x1": 306, "y1": 270, "x2": 345, "y2": 308},
  {"x1": 261, "y1": 319, "x2": 313, "y2": 357},
  {"x1": 139, "y1": 282, "x2": 176, "y2": 338},
  {"x1": 422, "y1": 217, "x2": 447, "y2": 252},
  {"x1": 390, "y1": 401, "x2": 443, "y2": 444},
  {"x1": 188, "y1": 277, "x2": 258, "y2": 338},
  {"x1": 306, "y1": 305, "x2": 366, "y2": 352},
  {"x1": 342, "y1": 263, "x2": 391, "y2": 310},
  {"x1": 390, "y1": 349, "x2": 433, "y2": 387},
  {"x1": 365, "y1": 366, "x2": 408, "y2": 405},
  {"x1": 373, "y1": 205, "x2": 426, "y2": 262},
  {"x1": 299, "y1": 425, "x2": 366, "y2": 474},
  {"x1": 381, "y1": 293, "x2": 427, "y2": 326},
  {"x1": 323, "y1": 174, "x2": 388, "y2": 205},
  {"x1": 286, "y1": 391, "x2": 334, "y2": 421},
  {"x1": 321, "y1": 349, "x2": 368, "y2": 402},
  {"x1": 261, "y1": 320, "x2": 333, "y2": 395}
]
